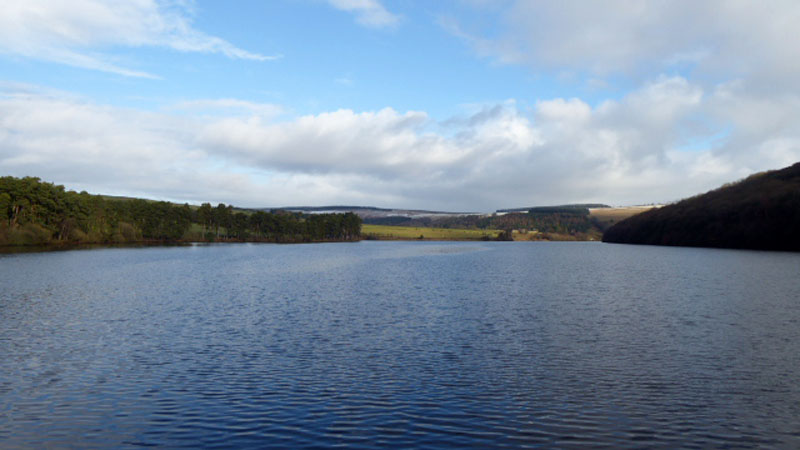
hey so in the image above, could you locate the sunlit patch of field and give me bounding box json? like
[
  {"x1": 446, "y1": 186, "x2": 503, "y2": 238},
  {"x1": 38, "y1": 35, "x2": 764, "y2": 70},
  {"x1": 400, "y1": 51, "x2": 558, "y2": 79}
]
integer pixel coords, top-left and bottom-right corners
[
  {"x1": 589, "y1": 206, "x2": 656, "y2": 229},
  {"x1": 362, "y1": 224, "x2": 501, "y2": 240}
]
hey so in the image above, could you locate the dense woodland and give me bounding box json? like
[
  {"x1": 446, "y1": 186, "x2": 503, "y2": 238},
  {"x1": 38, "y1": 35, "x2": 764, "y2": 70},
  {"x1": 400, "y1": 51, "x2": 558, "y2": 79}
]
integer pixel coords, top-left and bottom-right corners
[
  {"x1": 603, "y1": 162, "x2": 800, "y2": 251},
  {"x1": 0, "y1": 176, "x2": 361, "y2": 247}
]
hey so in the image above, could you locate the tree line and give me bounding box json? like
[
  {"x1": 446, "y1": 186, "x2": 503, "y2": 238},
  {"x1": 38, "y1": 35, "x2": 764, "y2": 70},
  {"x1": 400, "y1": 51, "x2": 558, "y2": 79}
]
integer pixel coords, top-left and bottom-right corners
[{"x1": 0, "y1": 176, "x2": 361, "y2": 247}]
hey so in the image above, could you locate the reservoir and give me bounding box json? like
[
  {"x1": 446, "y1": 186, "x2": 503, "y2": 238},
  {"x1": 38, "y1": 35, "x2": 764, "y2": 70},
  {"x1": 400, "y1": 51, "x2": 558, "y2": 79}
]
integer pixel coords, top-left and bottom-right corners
[{"x1": 2, "y1": 241, "x2": 799, "y2": 447}]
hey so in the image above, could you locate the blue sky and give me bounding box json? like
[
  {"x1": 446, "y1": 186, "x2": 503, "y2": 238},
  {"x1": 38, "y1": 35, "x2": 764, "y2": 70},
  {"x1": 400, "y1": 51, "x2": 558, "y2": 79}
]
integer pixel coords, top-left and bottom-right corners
[
  {"x1": 1, "y1": 1, "x2": 799, "y2": 210},
  {"x1": 1, "y1": 1, "x2": 575, "y2": 117}
]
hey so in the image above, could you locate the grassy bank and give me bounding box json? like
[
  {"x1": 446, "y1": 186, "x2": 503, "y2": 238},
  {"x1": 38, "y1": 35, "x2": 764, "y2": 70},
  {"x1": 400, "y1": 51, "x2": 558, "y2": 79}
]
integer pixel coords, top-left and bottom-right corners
[{"x1": 363, "y1": 224, "x2": 606, "y2": 241}]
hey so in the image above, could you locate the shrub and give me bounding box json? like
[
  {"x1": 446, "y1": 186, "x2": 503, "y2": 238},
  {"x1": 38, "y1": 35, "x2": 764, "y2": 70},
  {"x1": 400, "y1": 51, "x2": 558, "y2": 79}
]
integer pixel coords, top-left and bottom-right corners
[
  {"x1": 68, "y1": 228, "x2": 89, "y2": 242},
  {"x1": 8, "y1": 223, "x2": 53, "y2": 246},
  {"x1": 118, "y1": 222, "x2": 139, "y2": 242}
]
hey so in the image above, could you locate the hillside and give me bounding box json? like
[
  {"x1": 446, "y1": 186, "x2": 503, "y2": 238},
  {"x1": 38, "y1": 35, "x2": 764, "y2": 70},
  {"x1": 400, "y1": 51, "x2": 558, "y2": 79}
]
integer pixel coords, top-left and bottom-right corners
[{"x1": 602, "y1": 162, "x2": 800, "y2": 251}]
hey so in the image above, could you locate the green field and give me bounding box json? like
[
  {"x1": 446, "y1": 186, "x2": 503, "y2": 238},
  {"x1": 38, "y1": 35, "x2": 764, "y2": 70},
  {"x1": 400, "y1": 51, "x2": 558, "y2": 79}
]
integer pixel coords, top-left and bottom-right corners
[{"x1": 362, "y1": 224, "x2": 501, "y2": 240}]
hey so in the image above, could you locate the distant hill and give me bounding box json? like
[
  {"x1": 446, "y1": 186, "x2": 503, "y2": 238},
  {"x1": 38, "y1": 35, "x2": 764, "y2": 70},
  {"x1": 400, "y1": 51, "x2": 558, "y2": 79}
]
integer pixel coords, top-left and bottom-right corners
[
  {"x1": 268, "y1": 204, "x2": 616, "y2": 219},
  {"x1": 497, "y1": 203, "x2": 610, "y2": 213},
  {"x1": 602, "y1": 162, "x2": 800, "y2": 251},
  {"x1": 266, "y1": 205, "x2": 392, "y2": 212},
  {"x1": 262, "y1": 206, "x2": 479, "y2": 218}
]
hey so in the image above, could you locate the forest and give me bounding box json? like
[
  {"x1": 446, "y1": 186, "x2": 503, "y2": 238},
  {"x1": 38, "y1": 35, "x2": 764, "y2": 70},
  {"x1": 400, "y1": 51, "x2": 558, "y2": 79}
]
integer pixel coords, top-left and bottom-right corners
[
  {"x1": 0, "y1": 176, "x2": 361, "y2": 247},
  {"x1": 602, "y1": 162, "x2": 800, "y2": 251}
]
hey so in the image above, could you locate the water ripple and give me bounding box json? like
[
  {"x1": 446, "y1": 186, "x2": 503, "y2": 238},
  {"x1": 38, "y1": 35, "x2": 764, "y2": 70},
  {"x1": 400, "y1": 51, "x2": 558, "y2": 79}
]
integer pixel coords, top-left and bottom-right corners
[{"x1": 1, "y1": 242, "x2": 799, "y2": 447}]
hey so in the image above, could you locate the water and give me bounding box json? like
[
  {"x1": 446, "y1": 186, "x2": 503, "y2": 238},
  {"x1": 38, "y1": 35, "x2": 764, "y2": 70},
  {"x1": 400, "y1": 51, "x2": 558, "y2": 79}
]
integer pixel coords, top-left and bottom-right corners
[{"x1": 1, "y1": 241, "x2": 799, "y2": 448}]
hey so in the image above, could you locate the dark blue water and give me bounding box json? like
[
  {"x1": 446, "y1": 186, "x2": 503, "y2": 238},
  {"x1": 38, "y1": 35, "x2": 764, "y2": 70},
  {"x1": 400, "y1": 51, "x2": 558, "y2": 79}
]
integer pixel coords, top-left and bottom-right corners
[{"x1": 2, "y1": 241, "x2": 800, "y2": 448}]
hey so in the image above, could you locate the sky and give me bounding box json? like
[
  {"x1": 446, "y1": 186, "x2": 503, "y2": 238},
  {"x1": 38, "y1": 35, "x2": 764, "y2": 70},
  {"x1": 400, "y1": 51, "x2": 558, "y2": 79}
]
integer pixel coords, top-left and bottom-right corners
[{"x1": 1, "y1": 0, "x2": 799, "y2": 211}]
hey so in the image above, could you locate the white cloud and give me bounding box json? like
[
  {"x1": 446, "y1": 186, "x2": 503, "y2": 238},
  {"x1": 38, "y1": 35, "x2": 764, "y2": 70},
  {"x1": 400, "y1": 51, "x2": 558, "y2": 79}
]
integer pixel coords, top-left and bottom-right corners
[
  {"x1": 327, "y1": 0, "x2": 401, "y2": 29},
  {"x1": 0, "y1": 0, "x2": 278, "y2": 78},
  {"x1": 445, "y1": 0, "x2": 800, "y2": 86},
  {"x1": 2, "y1": 78, "x2": 799, "y2": 211},
  {"x1": 198, "y1": 108, "x2": 454, "y2": 178},
  {"x1": 535, "y1": 98, "x2": 591, "y2": 123},
  {"x1": 169, "y1": 99, "x2": 285, "y2": 119}
]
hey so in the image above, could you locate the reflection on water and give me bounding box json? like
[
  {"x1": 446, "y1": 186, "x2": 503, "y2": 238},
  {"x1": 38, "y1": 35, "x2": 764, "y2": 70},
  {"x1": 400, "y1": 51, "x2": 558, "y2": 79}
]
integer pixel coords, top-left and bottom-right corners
[{"x1": 1, "y1": 241, "x2": 799, "y2": 447}]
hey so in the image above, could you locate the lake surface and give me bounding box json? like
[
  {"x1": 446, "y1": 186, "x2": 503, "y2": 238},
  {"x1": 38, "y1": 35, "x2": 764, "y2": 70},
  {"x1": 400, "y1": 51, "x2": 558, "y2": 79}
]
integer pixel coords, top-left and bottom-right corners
[{"x1": 2, "y1": 241, "x2": 800, "y2": 448}]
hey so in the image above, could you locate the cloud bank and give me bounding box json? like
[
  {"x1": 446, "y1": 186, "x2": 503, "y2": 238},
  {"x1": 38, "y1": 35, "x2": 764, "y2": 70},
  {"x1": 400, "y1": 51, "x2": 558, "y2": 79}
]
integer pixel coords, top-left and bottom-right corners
[
  {"x1": 3, "y1": 77, "x2": 798, "y2": 211},
  {"x1": 445, "y1": 0, "x2": 800, "y2": 85}
]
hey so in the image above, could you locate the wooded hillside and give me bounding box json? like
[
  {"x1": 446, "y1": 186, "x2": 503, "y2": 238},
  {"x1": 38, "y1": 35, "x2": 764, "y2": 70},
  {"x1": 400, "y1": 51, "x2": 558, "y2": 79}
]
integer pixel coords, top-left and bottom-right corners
[
  {"x1": 0, "y1": 176, "x2": 361, "y2": 247},
  {"x1": 602, "y1": 162, "x2": 800, "y2": 251}
]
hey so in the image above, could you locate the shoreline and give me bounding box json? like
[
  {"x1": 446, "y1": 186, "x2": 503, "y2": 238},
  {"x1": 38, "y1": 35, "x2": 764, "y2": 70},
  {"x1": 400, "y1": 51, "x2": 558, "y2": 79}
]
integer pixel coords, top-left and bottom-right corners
[
  {"x1": 0, "y1": 237, "x2": 608, "y2": 254},
  {"x1": 0, "y1": 237, "x2": 363, "y2": 254}
]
